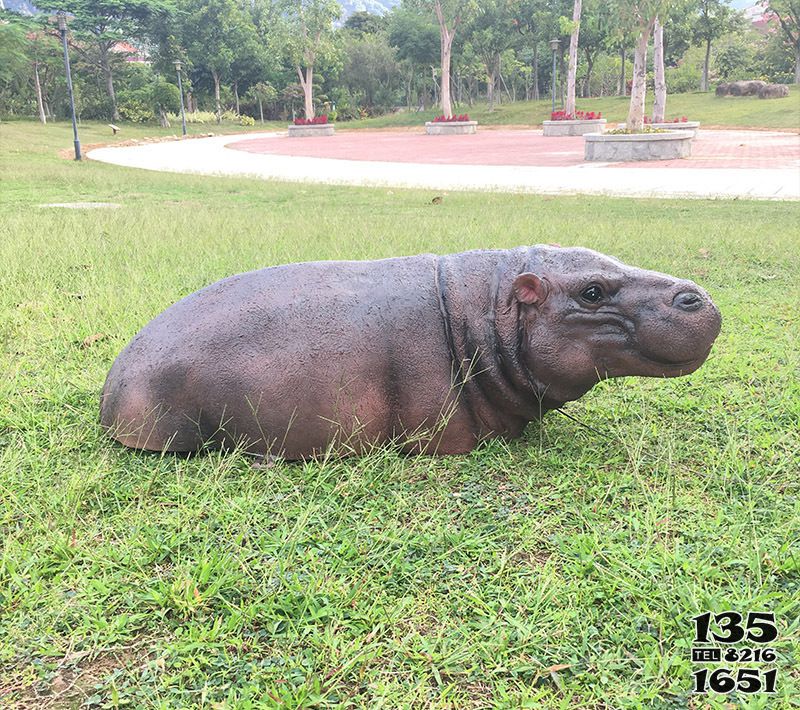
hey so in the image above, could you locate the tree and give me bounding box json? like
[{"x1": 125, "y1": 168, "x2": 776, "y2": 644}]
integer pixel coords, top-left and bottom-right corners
[
  {"x1": 344, "y1": 10, "x2": 388, "y2": 36},
  {"x1": 613, "y1": 0, "x2": 667, "y2": 130},
  {"x1": 511, "y1": 0, "x2": 554, "y2": 101},
  {"x1": 280, "y1": 0, "x2": 341, "y2": 120},
  {"x1": 341, "y1": 32, "x2": 401, "y2": 111},
  {"x1": 248, "y1": 81, "x2": 277, "y2": 122},
  {"x1": 577, "y1": 0, "x2": 613, "y2": 96},
  {"x1": 388, "y1": 7, "x2": 440, "y2": 109},
  {"x1": 465, "y1": 0, "x2": 515, "y2": 109},
  {"x1": 408, "y1": 0, "x2": 478, "y2": 117},
  {"x1": 179, "y1": 0, "x2": 258, "y2": 122},
  {"x1": 692, "y1": 0, "x2": 740, "y2": 91},
  {"x1": 38, "y1": 0, "x2": 166, "y2": 121},
  {"x1": 564, "y1": 0, "x2": 582, "y2": 116},
  {"x1": 766, "y1": 0, "x2": 800, "y2": 83},
  {"x1": 0, "y1": 18, "x2": 33, "y2": 97}
]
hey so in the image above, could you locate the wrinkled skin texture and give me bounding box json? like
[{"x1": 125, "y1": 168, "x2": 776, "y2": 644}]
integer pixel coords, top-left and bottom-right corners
[{"x1": 100, "y1": 246, "x2": 721, "y2": 459}]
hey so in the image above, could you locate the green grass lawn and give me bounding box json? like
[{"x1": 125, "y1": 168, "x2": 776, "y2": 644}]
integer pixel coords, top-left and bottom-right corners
[{"x1": 1, "y1": 122, "x2": 799, "y2": 708}]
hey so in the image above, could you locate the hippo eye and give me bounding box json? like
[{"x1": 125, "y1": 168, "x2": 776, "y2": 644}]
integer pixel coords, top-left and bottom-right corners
[{"x1": 581, "y1": 285, "x2": 604, "y2": 303}]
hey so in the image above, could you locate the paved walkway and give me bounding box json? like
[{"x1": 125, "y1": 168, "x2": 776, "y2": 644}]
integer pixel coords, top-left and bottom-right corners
[{"x1": 88, "y1": 129, "x2": 800, "y2": 200}]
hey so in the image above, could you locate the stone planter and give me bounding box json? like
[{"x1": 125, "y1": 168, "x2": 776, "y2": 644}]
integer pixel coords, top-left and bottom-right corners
[
  {"x1": 618, "y1": 121, "x2": 700, "y2": 137},
  {"x1": 288, "y1": 123, "x2": 335, "y2": 137},
  {"x1": 584, "y1": 130, "x2": 692, "y2": 162},
  {"x1": 425, "y1": 120, "x2": 478, "y2": 135},
  {"x1": 542, "y1": 119, "x2": 606, "y2": 136}
]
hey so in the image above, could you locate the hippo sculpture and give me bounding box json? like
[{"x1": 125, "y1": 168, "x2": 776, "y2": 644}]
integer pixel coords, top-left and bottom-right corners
[{"x1": 100, "y1": 246, "x2": 721, "y2": 459}]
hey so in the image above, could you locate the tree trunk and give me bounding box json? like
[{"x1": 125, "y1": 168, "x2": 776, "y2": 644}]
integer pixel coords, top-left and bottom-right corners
[
  {"x1": 33, "y1": 61, "x2": 46, "y2": 124},
  {"x1": 487, "y1": 67, "x2": 496, "y2": 109},
  {"x1": 440, "y1": 28, "x2": 454, "y2": 116},
  {"x1": 159, "y1": 109, "x2": 170, "y2": 128},
  {"x1": 234, "y1": 80, "x2": 240, "y2": 114},
  {"x1": 701, "y1": 37, "x2": 711, "y2": 92},
  {"x1": 212, "y1": 70, "x2": 222, "y2": 123},
  {"x1": 258, "y1": 97, "x2": 264, "y2": 123},
  {"x1": 433, "y1": 0, "x2": 458, "y2": 117},
  {"x1": 532, "y1": 43, "x2": 539, "y2": 100},
  {"x1": 584, "y1": 49, "x2": 594, "y2": 98},
  {"x1": 565, "y1": 0, "x2": 582, "y2": 116},
  {"x1": 627, "y1": 22, "x2": 653, "y2": 131},
  {"x1": 653, "y1": 18, "x2": 666, "y2": 123},
  {"x1": 618, "y1": 46, "x2": 626, "y2": 96},
  {"x1": 99, "y1": 44, "x2": 119, "y2": 121},
  {"x1": 297, "y1": 65, "x2": 314, "y2": 119}
]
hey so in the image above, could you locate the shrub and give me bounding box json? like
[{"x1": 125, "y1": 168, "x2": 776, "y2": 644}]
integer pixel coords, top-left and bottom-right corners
[
  {"x1": 240, "y1": 115, "x2": 255, "y2": 126},
  {"x1": 118, "y1": 99, "x2": 155, "y2": 124}
]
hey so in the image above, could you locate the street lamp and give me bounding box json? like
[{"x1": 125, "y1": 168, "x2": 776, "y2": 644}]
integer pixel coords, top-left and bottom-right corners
[
  {"x1": 549, "y1": 38, "x2": 560, "y2": 115},
  {"x1": 174, "y1": 60, "x2": 188, "y2": 136},
  {"x1": 57, "y1": 11, "x2": 81, "y2": 160}
]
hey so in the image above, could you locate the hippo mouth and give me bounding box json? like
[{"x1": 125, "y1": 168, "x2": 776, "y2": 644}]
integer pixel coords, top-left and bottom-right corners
[{"x1": 638, "y1": 343, "x2": 715, "y2": 374}]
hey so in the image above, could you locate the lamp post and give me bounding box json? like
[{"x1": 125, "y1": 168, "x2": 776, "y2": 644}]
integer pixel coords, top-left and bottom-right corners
[
  {"x1": 549, "y1": 38, "x2": 560, "y2": 115},
  {"x1": 57, "y1": 11, "x2": 81, "y2": 160},
  {"x1": 174, "y1": 60, "x2": 187, "y2": 137}
]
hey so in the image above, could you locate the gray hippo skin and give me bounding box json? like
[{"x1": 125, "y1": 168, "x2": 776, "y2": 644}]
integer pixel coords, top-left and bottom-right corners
[{"x1": 100, "y1": 246, "x2": 721, "y2": 459}]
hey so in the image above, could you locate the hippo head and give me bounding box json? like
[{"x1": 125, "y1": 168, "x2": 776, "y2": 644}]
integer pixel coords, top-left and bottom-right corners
[{"x1": 511, "y1": 246, "x2": 722, "y2": 405}]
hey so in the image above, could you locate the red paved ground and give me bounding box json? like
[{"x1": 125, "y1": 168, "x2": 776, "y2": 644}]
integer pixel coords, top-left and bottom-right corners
[{"x1": 229, "y1": 128, "x2": 800, "y2": 170}]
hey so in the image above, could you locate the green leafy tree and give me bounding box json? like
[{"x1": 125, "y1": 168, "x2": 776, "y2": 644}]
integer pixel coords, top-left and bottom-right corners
[
  {"x1": 611, "y1": 0, "x2": 671, "y2": 129},
  {"x1": 388, "y1": 8, "x2": 439, "y2": 109},
  {"x1": 464, "y1": 0, "x2": 516, "y2": 109},
  {"x1": 344, "y1": 10, "x2": 388, "y2": 35},
  {"x1": 691, "y1": 0, "x2": 741, "y2": 91},
  {"x1": 341, "y1": 32, "x2": 401, "y2": 111},
  {"x1": 766, "y1": 0, "x2": 800, "y2": 83},
  {"x1": 179, "y1": 0, "x2": 258, "y2": 122},
  {"x1": 279, "y1": 0, "x2": 342, "y2": 120},
  {"x1": 510, "y1": 0, "x2": 553, "y2": 100},
  {"x1": 247, "y1": 81, "x2": 277, "y2": 122},
  {"x1": 37, "y1": 0, "x2": 167, "y2": 121},
  {"x1": 406, "y1": 0, "x2": 479, "y2": 117},
  {"x1": 578, "y1": 0, "x2": 613, "y2": 96}
]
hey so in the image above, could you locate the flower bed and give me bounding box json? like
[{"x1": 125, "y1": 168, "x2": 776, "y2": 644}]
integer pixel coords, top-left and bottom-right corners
[
  {"x1": 543, "y1": 109, "x2": 607, "y2": 136},
  {"x1": 293, "y1": 115, "x2": 329, "y2": 125},
  {"x1": 551, "y1": 110, "x2": 602, "y2": 121},
  {"x1": 431, "y1": 113, "x2": 471, "y2": 122},
  {"x1": 584, "y1": 130, "x2": 692, "y2": 162},
  {"x1": 425, "y1": 114, "x2": 478, "y2": 135},
  {"x1": 288, "y1": 114, "x2": 335, "y2": 137}
]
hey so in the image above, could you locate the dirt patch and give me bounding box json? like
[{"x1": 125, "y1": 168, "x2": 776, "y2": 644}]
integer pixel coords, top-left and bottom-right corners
[{"x1": 2, "y1": 640, "x2": 157, "y2": 709}]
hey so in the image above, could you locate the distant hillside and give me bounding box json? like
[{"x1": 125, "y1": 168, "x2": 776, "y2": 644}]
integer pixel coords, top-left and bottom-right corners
[
  {"x1": 1, "y1": 0, "x2": 39, "y2": 15},
  {"x1": 1, "y1": 0, "x2": 398, "y2": 18},
  {"x1": 338, "y1": 0, "x2": 400, "y2": 17}
]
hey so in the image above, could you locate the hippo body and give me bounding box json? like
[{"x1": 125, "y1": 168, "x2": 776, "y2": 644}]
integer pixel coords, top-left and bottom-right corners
[{"x1": 100, "y1": 246, "x2": 721, "y2": 459}]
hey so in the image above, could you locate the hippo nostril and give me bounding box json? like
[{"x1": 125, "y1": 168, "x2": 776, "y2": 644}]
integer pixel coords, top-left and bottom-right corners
[{"x1": 673, "y1": 291, "x2": 703, "y2": 312}]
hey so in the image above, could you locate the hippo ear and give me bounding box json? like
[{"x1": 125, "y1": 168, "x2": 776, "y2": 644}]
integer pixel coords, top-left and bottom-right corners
[{"x1": 512, "y1": 273, "x2": 549, "y2": 306}]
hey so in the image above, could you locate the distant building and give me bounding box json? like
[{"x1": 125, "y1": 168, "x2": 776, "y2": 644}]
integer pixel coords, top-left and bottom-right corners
[{"x1": 111, "y1": 41, "x2": 150, "y2": 64}]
